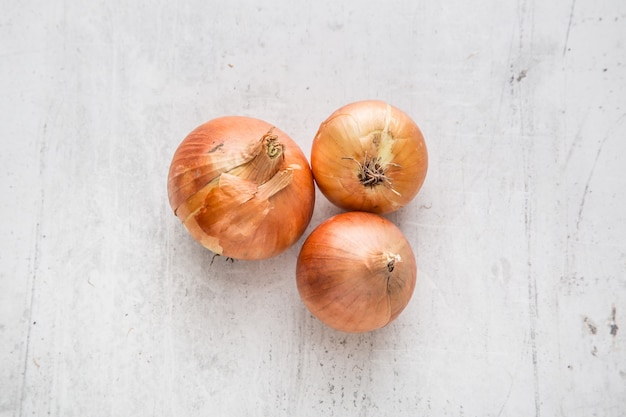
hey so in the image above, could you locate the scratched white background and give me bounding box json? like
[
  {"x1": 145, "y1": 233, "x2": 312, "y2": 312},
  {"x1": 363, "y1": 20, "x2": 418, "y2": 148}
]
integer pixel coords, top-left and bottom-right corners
[{"x1": 1, "y1": 0, "x2": 625, "y2": 416}]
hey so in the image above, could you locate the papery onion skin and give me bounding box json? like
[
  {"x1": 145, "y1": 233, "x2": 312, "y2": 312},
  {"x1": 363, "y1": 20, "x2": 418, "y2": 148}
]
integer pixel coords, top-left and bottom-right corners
[
  {"x1": 167, "y1": 116, "x2": 315, "y2": 260},
  {"x1": 311, "y1": 100, "x2": 428, "y2": 214},
  {"x1": 296, "y1": 212, "x2": 417, "y2": 333}
]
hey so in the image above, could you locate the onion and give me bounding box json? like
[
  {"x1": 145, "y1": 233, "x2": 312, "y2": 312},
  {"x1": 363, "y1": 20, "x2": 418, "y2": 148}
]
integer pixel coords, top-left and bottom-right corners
[
  {"x1": 311, "y1": 100, "x2": 428, "y2": 214},
  {"x1": 167, "y1": 116, "x2": 315, "y2": 260},
  {"x1": 296, "y1": 211, "x2": 417, "y2": 333}
]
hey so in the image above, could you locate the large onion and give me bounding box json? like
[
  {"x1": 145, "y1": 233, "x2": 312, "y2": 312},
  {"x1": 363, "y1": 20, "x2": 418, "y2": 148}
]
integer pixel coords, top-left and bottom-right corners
[
  {"x1": 167, "y1": 116, "x2": 315, "y2": 260},
  {"x1": 296, "y1": 211, "x2": 417, "y2": 333},
  {"x1": 311, "y1": 100, "x2": 428, "y2": 214}
]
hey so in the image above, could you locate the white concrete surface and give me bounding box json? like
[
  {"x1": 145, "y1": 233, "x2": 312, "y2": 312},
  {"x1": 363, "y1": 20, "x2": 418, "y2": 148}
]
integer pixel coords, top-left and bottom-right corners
[{"x1": 1, "y1": 0, "x2": 625, "y2": 416}]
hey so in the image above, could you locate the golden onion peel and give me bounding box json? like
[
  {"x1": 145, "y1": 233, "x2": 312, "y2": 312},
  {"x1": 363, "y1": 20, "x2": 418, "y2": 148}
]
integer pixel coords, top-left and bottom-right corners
[{"x1": 167, "y1": 116, "x2": 315, "y2": 260}]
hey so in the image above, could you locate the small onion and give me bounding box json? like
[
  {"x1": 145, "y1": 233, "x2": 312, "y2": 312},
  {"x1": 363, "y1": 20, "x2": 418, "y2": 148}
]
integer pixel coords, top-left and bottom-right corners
[
  {"x1": 311, "y1": 100, "x2": 428, "y2": 214},
  {"x1": 167, "y1": 116, "x2": 315, "y2": 260},
  {"x1": 296, "y1": 212, "x2": 417, "y2": 333}
]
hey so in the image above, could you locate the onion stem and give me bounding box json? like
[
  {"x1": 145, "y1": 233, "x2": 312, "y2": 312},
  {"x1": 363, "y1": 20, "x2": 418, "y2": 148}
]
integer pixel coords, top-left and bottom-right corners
[{"x1": 229, "y1": 129, "x2": 285, "y2": 185}]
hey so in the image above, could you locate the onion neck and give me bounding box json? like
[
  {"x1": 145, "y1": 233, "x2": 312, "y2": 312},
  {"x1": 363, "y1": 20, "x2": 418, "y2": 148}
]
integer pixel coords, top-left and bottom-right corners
[
  {"x1": 384, "y1": 253, "x2": 401, "y2": 295},
  {"x1": 385, "y1": 253, "x2": 401, "y2": 273},
  {"x1": 230, "y1": 130, "x2": 285, "y2": 185}
]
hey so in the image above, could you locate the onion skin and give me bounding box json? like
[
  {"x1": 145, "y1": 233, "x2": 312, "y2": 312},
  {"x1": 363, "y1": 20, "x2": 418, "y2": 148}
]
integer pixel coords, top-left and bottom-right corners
[
  {"x1": 311, "y1": 100, "x2": 428, "y2": 214},
  {"x1": 296, "y1": 212, "x2": 417, "y2": 333},
  {"x1": 167, "y1": 116, "x2": 315, "y2": 260}
]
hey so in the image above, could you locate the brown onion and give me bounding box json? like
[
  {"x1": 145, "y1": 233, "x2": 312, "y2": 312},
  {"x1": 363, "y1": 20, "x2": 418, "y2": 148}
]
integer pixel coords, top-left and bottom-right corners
[
  {"x1": 296, "y1": 211, "x2": 417, "y2": 333},
  {"x1": 311, "y1": 100, "x2": 428, "y2": 214},
  {"x1": 167, "y1": 116, "x2": 315, "y2": 260}
]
